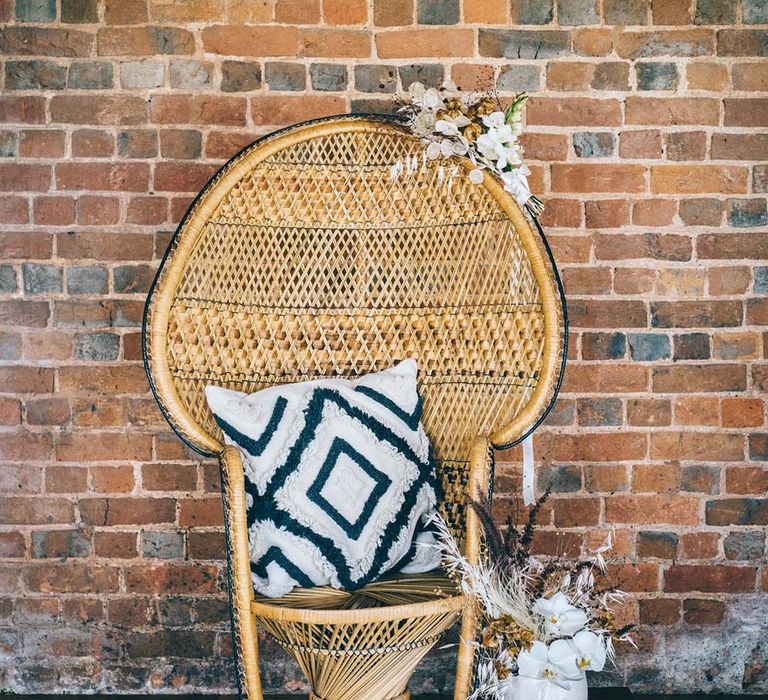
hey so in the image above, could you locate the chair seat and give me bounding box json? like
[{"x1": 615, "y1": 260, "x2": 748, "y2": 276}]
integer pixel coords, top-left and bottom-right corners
[
  {"x1": 252, "y1": 570, "x2": 463, "y2": 620},
  {"x1": 250, "y1": 571, "x2": 464, "y2": 700}
]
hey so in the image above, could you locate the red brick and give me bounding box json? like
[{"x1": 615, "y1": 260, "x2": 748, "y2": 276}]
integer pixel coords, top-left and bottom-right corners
[
  {"x1": 55, "y1": 162, "x2": 149, "y2": 192},
  {"x1": 732, "y1": 63, "x2": 768, "y2": 91},
  {"x1": 178, "y1": 497, "x2": 224, "y2": 527},
  {"x1": 0, "y1": 496, "x2": 72, "y2": 524},
  {"x1": 76, "y1": 196, "x2": 121, "y2": 226},
  {"x1": 0, "y1": 196, "x2": 29, "y2": 224},
  {"x1": 563, "y1": 364, "x2": 648, "y2": 393},
  {"x1": 250, "y1": 95, "x2": 346, "y2": 126},
  {"x1": 33, "y1": 196, "x2": 76, "y2": 226},
  {"x1": 154, "y1": 163, "x2": 219, "y2": 192},
  {"x1": 126, "y1": 196, "x2": 168, "y2": 225},
  {"x1": 94, "y1": 531, "x2": 138, "y2": 558},
  {"x1": 97, "y1": 27, "x2": 194, "y2": 56},
  {"x1": 595, "y1": 233, "x2": 691, "y2": 262},
  {"x1": 683, "y1": 598, "x2": 724, "y2": 624},
  {"x1": 573, "y1": 28, "x2": 612, "y2": 56},
  {"x1": 650, "y1": 432, "x2": 744, "y2": 461},
  {"x1": 569, "y1": 299, "x2": 647, "y2": 328},
  {"x1": 376, "y1": 29, "x2": 472, "y2": 58},
  {"x1": 142, "y1": 463, "x2": 197, "y2": 491},
  {"x1": 607, "y1": 495, "x2": 698, "y2": 525},
  {"x1": 653, "y1": 364, "x2": 746, "y2": 393},
  {"x1": 675, "y1": 395, "x2": 719, "y2": 426},
  {"x1": 584, "y1": 199, "x2": 630, "y2": 228},
  {"x1": 0, "y1": 27, "x2": 94, "y2": 58},
  {"x1": 56, "y1": 433, "x2": 152, "y2": 462},
  {"x1": 633, "y1": 199, "x2": 676, "y2": 226},
  {"x1": 527, "y1": 98, "x2": 622, "y2": 127},
  {"x1": 552, "y1": 164, "x2": 645, "y2": 193},
  {"x1": 45, "y1": 465, "x2": 87, "y2": 493},
  {"x1": 0, "y1": 164, "x2": 51, "y2": 192},
  {"x1": 79, "y1": 497, "x2": 175, "y2": 525},
  {"x1": 0, "y1": 300, "x2": 50, "y2": 328},
  {"x1": 202, "y1": 25, "x2": 299, "y2": 56},
  {"x1": 71, "y1": 129, "x2": 114, "y2": 157},
  {"x1": 535, "y1": 432, "x2": 647, "y2": 463},
  {"x1": 124, "y1": 563, "x2": 221, "y2": 594},
  {"x1": 57, "y1": 232, "x2": 153, "y2": 261},
  {"x1": 90, "y1": 465, "x2": 135, "y2": 493},
  {"x1": 724, "y1": 98, "x2": 768, "y2": 127},
  {"x1": 664, "y1": 565, "x2": 756, "y2": 593},
  {"x1": 19, "y1": 130, "x2": 66, "y2": 158},
  {"x1": 626, "y1": 97, "x2": 719, "y2": 126},
  {"x1": 552, "y1": 497, "x2": 601, "y2": 527},
  {"x1": 0, "y1": 366, "x2": 54, "y2": 393},
  {"x1": 639, "y1": 598, "x2": 680, "y2": 625},
  {"x1": 651, "y1": 300, "x2": 742, "y2": 327},
  {"x1": 151, "y1": 95, "x2": 247, "y2": 126},
  {"x1": 632, "y1": 464, "x2": 680, "y2": 493},
  {"x1": 680, "y1": 532, "x2": 719, "y2": 560},
  {"x1": 24, "y1": 564, "x2": 119, "y2": 593},
  {"x1": 726, "y1": 467, "x2": 768, "y2": 495},
  {"x1": 50, "y1": 95, "x2": 147, "y2": 125},
  {"x1": 0, "y1": 97, "x2": 45, "y2": 126}
]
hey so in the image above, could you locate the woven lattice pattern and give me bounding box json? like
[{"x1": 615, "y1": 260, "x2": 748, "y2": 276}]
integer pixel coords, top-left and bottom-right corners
[{"x1": 160, "y1": 126, "x2": 546, "y2": 541}]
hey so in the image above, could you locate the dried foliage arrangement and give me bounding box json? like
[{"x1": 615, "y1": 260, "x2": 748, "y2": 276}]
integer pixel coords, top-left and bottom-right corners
[
  {"x1": 432, "y1": 492, "x2": 633, "y2": 699},
  {"x1": 395, "y1": 81, "x2": 543, "y2": 218}
]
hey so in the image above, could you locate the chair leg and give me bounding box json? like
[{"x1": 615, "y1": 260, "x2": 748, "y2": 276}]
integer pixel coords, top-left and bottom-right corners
[
  {"x1": 453, "y1": 437, "x2": 493, "y2": 700},
  {"x1": 221, "y1": 447, "x2": 264, "y2": 700}
]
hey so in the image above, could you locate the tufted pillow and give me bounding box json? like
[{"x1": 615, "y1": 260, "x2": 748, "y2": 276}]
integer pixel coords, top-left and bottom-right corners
[{"x1": 205, "y1": 360, "x2": 442, "y2": 598}]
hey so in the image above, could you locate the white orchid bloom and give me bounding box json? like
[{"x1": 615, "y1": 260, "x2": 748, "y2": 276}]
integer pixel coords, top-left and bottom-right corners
[
  {"x1": 517, "y1": 641, "x2": 582, "y2": 690},
  {"x1": 501, "y1": 166, "x2": 533, "y2": 207},
  {"x1": 482, "y1": 110, "x2": 506, "y2": 129},
  {"x1": 532, "y1": 592, "x2": 588, "y2": 637},
  {"x1": 573, "y1": 630, "x2": 607, "y2": 672}
]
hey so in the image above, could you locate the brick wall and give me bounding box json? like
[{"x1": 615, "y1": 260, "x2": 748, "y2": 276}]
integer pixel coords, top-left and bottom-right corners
[{"x1": 0, "y1": 0, "x2": 766, "y2": 694}]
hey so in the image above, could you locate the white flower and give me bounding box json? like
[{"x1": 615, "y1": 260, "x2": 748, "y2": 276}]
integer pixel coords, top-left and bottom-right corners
[
  {"x1": 482, "y1": 111, "x2": 506, "y2": 129},
  {"x1": 476, "y1": 125, "x2": 517, "y2": 167},
  {"x1": 573, "y1": 630, "x2": 607, "y2": 672},
  {"x1": 532, "y1": 592, "x2": 588, "y2": 637},
  {"x1": 469, "y1": 168, "x2": 484, "y2": 184},
  {"x1": 435, "y1": 114, "x2": 471, "y2": 136},
  {"x1": 517, "y1": 641, "x2": 582, "y2": 690},
  {"x1": 440, "y1": 138, "x2": 455, "y2": 157}
]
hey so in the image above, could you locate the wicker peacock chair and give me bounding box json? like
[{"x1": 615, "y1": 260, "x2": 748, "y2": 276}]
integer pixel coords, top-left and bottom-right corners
[{"x1": 143, "y1": 115, "x2": 566, "y2": 700}]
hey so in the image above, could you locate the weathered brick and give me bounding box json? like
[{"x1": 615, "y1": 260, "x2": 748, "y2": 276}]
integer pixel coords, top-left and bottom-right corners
[
  {"x1": 16, "y1": 0, "x2": 55, "y2": 21},
  {"x1": 665, "y1": 564, "x2": 756, "y2": 593},
  {"x1": 31, "y1": 529, "x2": 90, "y2": 558},
  {"x1": 51, "y1": 95, "x2": 147, "y2": 125},
  {"x1": 119, "y1": 60, "x2": 165, "y2": 89},
  {"x1": 169, "y1": 59, "x2": 212, "y2": 90},
  {"x1": 98, "y1": 27, "x2": 195, "y2": 56},
  {"x1": 310, "y1": 63, "x2": 347, "y2": 91},
  {"x1": 6, "y1": 60, "x2": 67, "y2": 90},
  {"x1": 573, "y1": 131, "x2": 615, "y2": 158},
  {"x1": 68, "y1": 62, "x2": 114, "y2": 90},
  {"x1": 615, "y1": 29, "x2": 714, "y2": 58},
  {"x1": 637, "y1": 62, "x2": 678, "y2": 90},
  {"x1": 151, "y1": 95, "x2": 247, "y2": 126},
  {"x1": 683, "y1": 598, "x2": 724, "y2": 624},
  {"x1": 417, "y1": 0, "x2": 458, "y2": 24},
  {"x1": 724, "y1": 531, "x2": 765, "y2": 561},
  {"x1": 141, "y1": 531, "x2": 184, "y2": 559},
  {"x1": 23, "y1": 264, "x2": 62, "y2": 295},
  {"x1": 717, "y1": 29, "x2": 768, "y2": 57}
]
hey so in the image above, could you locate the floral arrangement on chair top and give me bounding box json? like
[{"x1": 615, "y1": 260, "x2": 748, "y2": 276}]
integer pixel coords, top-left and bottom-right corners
[
  {"x1": 395, "y1": 81, "x2": 544, "y2": 218},
  {"x1": 433, "y1": 492, "x2": 633, "y2": 699}
]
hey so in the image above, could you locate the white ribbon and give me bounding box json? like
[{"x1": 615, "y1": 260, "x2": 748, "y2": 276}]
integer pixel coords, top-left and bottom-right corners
[
  {"x1": 501, "y1": 164, "x2": 533, "y2": 208},
  {"x1": 522, "y1": 433, "x2": 535, "y2": 506}
]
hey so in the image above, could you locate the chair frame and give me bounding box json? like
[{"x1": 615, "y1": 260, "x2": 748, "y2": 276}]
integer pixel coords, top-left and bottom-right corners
[{"x1": 142, "y1": 114, "x2": 567, "y2": 700}]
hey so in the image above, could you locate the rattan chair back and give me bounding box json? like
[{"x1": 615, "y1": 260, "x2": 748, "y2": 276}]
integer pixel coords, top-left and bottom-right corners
[{"x1": 144, "y1": 115, "x2": 564, "y2": 541}]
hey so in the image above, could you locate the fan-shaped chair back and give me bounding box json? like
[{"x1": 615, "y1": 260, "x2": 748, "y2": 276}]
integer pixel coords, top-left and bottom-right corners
[{"x1": 144, "y1": 115, "x2": 564, "y2": 540}]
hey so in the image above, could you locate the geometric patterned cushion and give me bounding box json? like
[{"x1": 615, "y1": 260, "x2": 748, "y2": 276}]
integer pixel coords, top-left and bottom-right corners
[{"x1": 205, "y1": 360, "x2": 442, "y2": 597}]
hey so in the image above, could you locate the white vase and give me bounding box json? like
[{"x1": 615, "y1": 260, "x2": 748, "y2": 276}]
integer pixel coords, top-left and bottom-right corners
[{"x1": 504, "y1": 674, "x2": 588, "y2": 700}]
